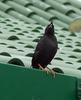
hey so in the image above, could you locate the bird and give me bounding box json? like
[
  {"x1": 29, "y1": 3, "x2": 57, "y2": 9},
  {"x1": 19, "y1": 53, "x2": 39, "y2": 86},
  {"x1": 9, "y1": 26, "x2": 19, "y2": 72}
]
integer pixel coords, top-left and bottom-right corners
[{"x1": 31, "y1": 21, "x2": 58, "y2": 75}]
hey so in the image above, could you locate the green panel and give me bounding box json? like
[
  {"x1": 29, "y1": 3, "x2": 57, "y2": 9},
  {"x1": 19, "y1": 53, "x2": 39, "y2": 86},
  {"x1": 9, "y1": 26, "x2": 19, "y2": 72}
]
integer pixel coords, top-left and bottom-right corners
[
  {"x1": 56, "y1": 0, "x2": 69, "y2": 4},
  {"x1": 0, "y1": 63, "x2": 76, "y2": 100},
  {"x1": 13, "y1": 0, "x2": 32, "y2": 7},
  {"x1": 66, "y1": 5, "x2": 81, "y2": 16},
  {"x1": 70, "y1": 0, "x2": 81, "y2": 9},
  {"x1": 28, "y1": 6, "x2": 56, "y2": 20},
  {"x1": 77, "y1": 79, "x2": 81, "y2": 100},
  {"x1": 0, "y1": 10, "x2": 13, "y2": 18},
  {"x1": 45, "y1": 0, "x2": 73, "y2": 14},
  {"x1": 54, "y1": 19, "x2": 69, "y2": 28},
  {"x1": 0, "y1": 2, "x2": 13, "y2": 12},
  {"x1": 6, "y1": 1, "x2": 34, "y2": 16},
  {"x1": 30, "y1": 14, "x2": 49, "y2": 26},
  {"x1": 28, "y1": 0, "x2": 52, "y2": 11},
  {"x1": 8, "y1": 10, "x2": 36, "y2": 24},
  {"x1": 52, "y1": 66, "x2": 81, "y2": 79},
  {"x1": 48, "y1": 10, "x2": 73, "y2": 24}
]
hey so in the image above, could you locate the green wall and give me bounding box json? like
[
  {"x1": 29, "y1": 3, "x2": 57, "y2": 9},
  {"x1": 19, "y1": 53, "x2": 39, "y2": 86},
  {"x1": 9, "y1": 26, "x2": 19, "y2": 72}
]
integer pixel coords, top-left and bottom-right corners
[{"x1": 0, "y1": 63, "x2": 77, "y2": 100}]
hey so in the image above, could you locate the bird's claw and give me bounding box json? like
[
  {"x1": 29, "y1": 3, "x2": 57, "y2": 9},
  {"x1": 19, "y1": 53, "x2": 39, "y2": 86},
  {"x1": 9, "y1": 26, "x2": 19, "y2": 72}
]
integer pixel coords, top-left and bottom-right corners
[
  {"x1": 44, "y1": 67, "x2": 50, "y2": 74},
  {"x1": 44, "y1": 68, "x2": 55, "y2": 78},
  {"x1": 38, "y1": 64, "x2": 55, "y2": 77},
  {"x1": 46, "y1": 67, "x2": 55, "y2": 77}
]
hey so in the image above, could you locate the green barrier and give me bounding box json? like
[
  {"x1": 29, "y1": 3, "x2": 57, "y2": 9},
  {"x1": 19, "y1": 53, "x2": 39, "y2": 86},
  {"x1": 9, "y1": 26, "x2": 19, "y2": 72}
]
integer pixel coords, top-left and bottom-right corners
[
  {"x1": 77, "y1": 79, "x2": 81, "y2": 100},
  {"x1": 0, "y1": 63, "x2": 77, "y2": 100}
]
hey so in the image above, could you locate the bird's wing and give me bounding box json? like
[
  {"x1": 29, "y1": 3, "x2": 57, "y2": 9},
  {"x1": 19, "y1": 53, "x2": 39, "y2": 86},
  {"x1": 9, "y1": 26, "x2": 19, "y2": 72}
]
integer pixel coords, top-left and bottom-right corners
[
  {"x1": 32, "y1": 38, "x2": 44, "y2": 65},
  {"x1": 33, "y1": 50, "x2": 40, "y2": 61}
]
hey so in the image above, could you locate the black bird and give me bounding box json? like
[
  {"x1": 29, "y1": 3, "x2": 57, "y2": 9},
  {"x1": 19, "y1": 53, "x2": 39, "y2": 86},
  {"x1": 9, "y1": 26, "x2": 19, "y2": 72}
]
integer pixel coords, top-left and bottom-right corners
[{"x1": 32, "y1": 22, "x2": 58, "y2": 74}]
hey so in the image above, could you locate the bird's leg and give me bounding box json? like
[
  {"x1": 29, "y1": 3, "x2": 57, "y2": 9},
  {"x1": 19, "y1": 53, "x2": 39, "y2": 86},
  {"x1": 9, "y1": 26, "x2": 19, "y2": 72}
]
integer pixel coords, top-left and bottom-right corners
[
  {"x1": 38, "y1": 64, "x2": 55, "y2": 76},
  {"x1": 38, "y1": 64, "x2": 44, "y2": 70},
  {"x1": 38, "y1": 64, "x2": 49, "y2": 74}
]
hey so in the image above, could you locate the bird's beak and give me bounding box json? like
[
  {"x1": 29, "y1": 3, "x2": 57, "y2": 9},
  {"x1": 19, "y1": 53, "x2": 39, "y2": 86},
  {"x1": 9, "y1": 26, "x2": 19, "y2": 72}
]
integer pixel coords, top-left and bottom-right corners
[{"x1": 49, "y1": 22, "x2": 53, "y2": 28}]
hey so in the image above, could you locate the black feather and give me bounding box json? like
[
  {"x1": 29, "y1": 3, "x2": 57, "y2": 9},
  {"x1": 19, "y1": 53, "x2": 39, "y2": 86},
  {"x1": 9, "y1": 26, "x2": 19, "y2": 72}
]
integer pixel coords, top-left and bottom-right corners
[{"x1": 32, "y1": 22, "x2": 58, "y2": 69}]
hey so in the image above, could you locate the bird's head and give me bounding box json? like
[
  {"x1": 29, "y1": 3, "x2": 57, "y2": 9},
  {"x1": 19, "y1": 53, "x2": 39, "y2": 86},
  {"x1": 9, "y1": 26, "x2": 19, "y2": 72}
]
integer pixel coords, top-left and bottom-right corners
[{"x1": 45, "y1": 21, "x2": 54, "y2": 36}]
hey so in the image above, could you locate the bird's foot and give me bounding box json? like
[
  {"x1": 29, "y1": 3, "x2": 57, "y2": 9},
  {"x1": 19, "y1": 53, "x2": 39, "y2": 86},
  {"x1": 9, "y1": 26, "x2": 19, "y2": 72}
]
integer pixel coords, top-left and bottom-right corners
[
  {"x1": 38, "y1": 64, "x2": 55, "y2": 77},
  {"x1": 38, "y1": 64, "x2": 50, "y2": 74},
  {"x1": 46, "y1": 67, "x2": 55, "y2": 77},
  {"x1": 44, "y1": 67, "x2": 51, "y2": 74},
  {"x1": 38, "y1": 64, "x2": 44, "y2": 70}
]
